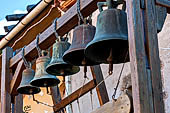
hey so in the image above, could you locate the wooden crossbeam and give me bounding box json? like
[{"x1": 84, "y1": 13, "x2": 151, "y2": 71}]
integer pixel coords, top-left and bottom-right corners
[
  {"x1": 90, "y1": 65, "x2": 109, "y2": 105},
  {"x1": 53, "y1": 80, "x2": 96, "y2": 112}
]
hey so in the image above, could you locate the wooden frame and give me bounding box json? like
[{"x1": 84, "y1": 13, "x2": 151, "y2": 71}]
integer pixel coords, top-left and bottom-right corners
[{"x1": 1, "y1": 0, "x2": 167, "y2": 112}]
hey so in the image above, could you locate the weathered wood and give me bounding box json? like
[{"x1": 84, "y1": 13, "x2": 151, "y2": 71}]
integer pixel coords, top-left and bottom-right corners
[
  {"x1": 13, "y1": 94, "x2": 23, "y2": 113},
  {"x1": 50, "y1": 86, "x2": 62, "y2": 106},
  {"x1": 1, "y1": 47, "x2": 13, "y2": 113},
  {"x1": 156, "y1": 0, "x2": 170, "y2": 8},
  {"x1": 10, "y1": 60, "x2": 25, "y2": 95},
  {"x1": 156, "y1": 5, "x2": 167, "y2": 32},
  {"x1": 90, "y1": 65, "x2": 109, "y2": 105},
  {"x1": 53, "y1": 80, "x2": 96, "y2": 112},
  {"x1": 144, "y1": 0, "x2": 165, "y2": 112},
  {"x1": 5, "y1": 14, "x2": 26, "y2": 21},
  {"x1": 60, "y1": 0, "x2": 76, "y2": 11},
  {"x1": 126, "y1": 0, "x2": 155, "y2": 113}
]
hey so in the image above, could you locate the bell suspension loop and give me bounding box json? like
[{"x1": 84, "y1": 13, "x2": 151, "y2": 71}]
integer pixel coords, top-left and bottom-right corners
[
  {"x1": 36, "y1": 34, "x2": 42, "y2": 57},
  {"x1": 53, "y1": 18, "x2": 60, "y2": 42}
]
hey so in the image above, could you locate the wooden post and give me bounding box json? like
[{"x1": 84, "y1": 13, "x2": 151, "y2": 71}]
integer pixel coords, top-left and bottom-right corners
[
  {"x1": 13, "y1": 94, "x2": 23, "y2": 113},
  {"x1": 1, "y1": 47, "x2": 13, "y2": 113},
  {"x1": 90, "y1": 65, "x2": 109, "y2": 105},
  {"x1": 126, "y1": 0, "x2": 155, "y2": 113},
  {"x1": 144, "y1": 0, "x2": 165, "y2": 112}
]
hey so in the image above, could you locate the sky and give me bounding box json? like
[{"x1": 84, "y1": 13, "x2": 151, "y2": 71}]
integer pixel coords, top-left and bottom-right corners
[{"x1": 0, "y1": 0, "x2": 40, "y2": 35}]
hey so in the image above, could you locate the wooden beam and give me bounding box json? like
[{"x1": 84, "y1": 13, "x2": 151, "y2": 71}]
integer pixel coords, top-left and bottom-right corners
[
  {"x1": 90, "y1": 65, "x2": 109, "y2": 105},
  {"x1": 1, "y1": 47, "x2": 13, "y2": 113},
  {"x1": 10, "y1": 0, "x2": 105, "y2": 69},
  {"x1": 144, "y1": 0, "x2": 165, "y2": 112},
  {"x1": 13, "y1": 94, "x2": 23, "y2": 113},
  {"x1": 53, "y1": 80, "x2": 96, "y2": 112},
  {"x1": 126, "y1": 0, "x2": 155, "y2": 113},
  {"x1": 10, "y1": 60, "x2": 25, "y2": 95}
]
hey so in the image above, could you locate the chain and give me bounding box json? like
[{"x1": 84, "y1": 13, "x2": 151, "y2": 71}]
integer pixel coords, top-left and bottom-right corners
[
  {"x1": 21, "y1": 47, "x2": 30, "y2": 68},
  {"x1": 53, "y1": 18, "x2": 60, "y2": 41},
  {"x1": 77, "y1": 0, "x2": 84, "y2": 25}
]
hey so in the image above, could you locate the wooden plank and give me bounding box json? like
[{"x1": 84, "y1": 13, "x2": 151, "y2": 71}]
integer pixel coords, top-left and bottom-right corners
[
  {"x1": 53, "y1": 80, "x2": 96, "y2": 112},
  {"x1": 126, "y1": 0, "x2": 155, "y2": 113},
  {"x1": 144, "y1": 0, "x2": 165, "y2": 112},
  {"x1": 13, "y1": 94, "x2": 23, "y2": 113},
  {"x1": 90, "y1": 65, "x2": 109, "y2": 105},
  {"x1": 1, "y1": 47, "x2": 13, "y2": 113},
  {"x1": 10, "y1": 0, "x2": 105, "y2": 69},
  {"x1": 10, "y1": 60, "x2": 25, "y2": 95}
]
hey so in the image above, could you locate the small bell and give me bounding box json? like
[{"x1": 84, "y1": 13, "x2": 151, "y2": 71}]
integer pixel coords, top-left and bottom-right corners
[
  {"x1": 46, "y1": 37, "x2": 80, "y2": 76},
  {"x1": 30, "y1": 50, "x2": 60, "y2": 88},
  {"x1": 17, "y1": 68, "x2": 41, "y2": 95}
]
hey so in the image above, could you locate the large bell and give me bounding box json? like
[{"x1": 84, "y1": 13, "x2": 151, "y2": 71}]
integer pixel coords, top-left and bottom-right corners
[
  {"x1": 46, "y1": 38, "x2": 80, "y2": 76},
  {"x1": 85, "y1": 2, "x2": 129, "y2": 64},
  {"x1": 17, "y1": 68, "x2": 41, "y2": 95},
  {"x1": 30, "y1": 51, "x2": 60, "y2": 87},
  {"x1": 63, "y1": 24, "x2": 99, "y2": 66}
]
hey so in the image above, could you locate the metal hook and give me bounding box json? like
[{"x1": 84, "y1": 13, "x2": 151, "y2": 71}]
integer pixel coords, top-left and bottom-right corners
[
  {"x1": 21, "y1": 47, "x2": 30, "y2": 68},
  {"x1": 36, "y1": 34, "x2": 42, "y2": 57}
]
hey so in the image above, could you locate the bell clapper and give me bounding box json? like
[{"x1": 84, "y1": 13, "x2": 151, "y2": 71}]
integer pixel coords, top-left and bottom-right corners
[
  {"x1": 107, "y1": 48, "x2": 113, "y2": 75},
  {"x1": 60, "y1": 69, "x2": 65, "y2": 76},
  {"x1": 82, "y1": 58, "x2": 89, "y2": 80}
]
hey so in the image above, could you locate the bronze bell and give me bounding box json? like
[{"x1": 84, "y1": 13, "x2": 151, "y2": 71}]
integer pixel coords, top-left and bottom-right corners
[
  {"x1": 30, "y1": 50, "x2": 60, "y2": 88},
  {"x1": 17, "y1": 68, "x2": 41, "y2": 95},
  {"x1": 85, "y1": 1, "x2": 129, "y2": 65},
  {"x1": 46, "y1": 38, "x2": 80, "y2": 76},
  {"x1": 63, "y1": 24, "x2": 99, "y2": 66}
]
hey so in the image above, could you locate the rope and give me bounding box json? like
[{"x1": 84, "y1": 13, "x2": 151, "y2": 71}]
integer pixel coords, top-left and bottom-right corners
[
  {"x1": 36, "y1": 34, "x2": 42, "y2": 57},
  {"x1": 77, "y1": 0, "x2": 84, "y2": 25}
]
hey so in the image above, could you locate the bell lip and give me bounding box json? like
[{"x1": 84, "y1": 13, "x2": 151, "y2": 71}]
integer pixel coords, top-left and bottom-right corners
[
  {"x1": 63, "y1": 48, "x2": 100, "y2": 66},
  {"x1": 46, "y1": 62, "x2": 80, "y2": 76},
  {"x1": 30, "y1": 77, "x2": 60, "y2": 87},
  {"x1": 85, "y1": 37, "x2": 129, "y2": 64},
  {"x1": 17, "y1": 85, "x2": 41, "y2": 95}
]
